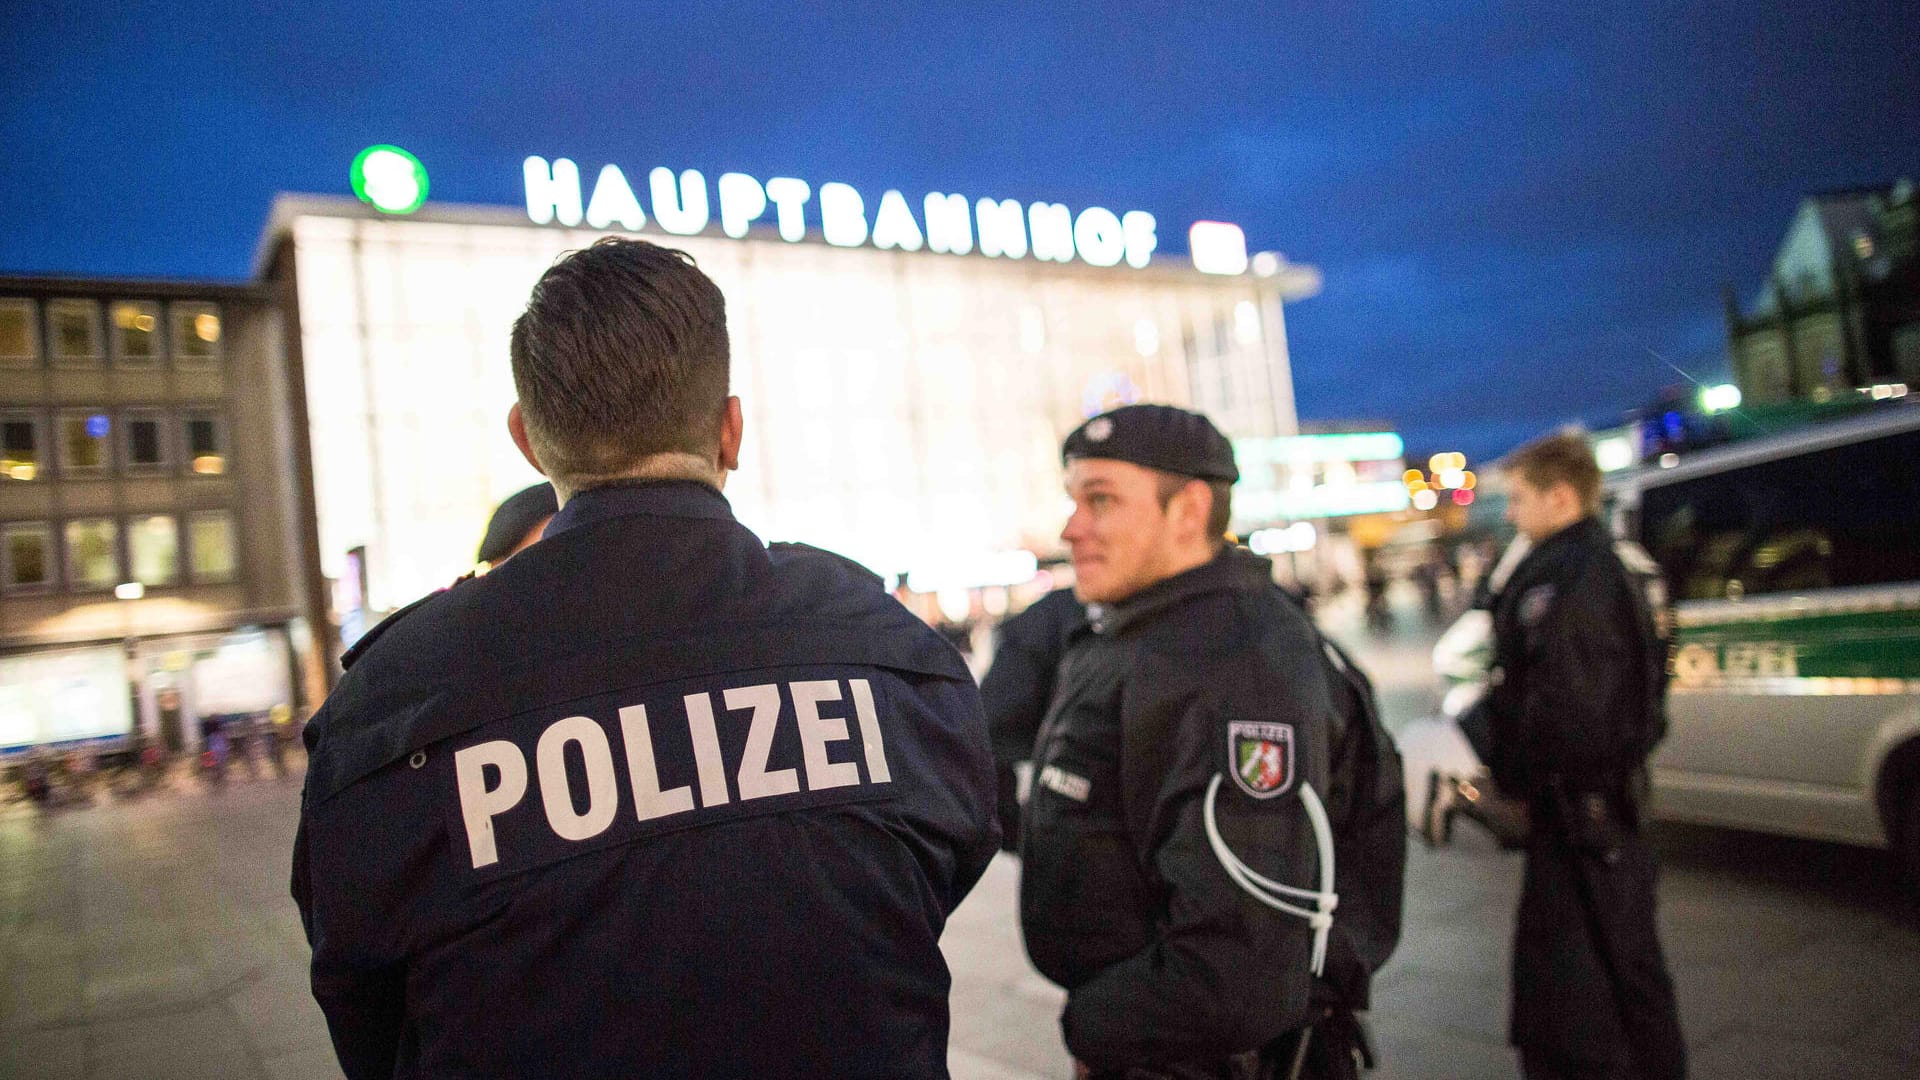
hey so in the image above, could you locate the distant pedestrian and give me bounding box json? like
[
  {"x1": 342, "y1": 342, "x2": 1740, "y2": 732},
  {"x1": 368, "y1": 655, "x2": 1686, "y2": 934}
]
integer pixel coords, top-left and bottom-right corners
[{"x1": 1488, "y1": 430, "x2": 1686, "y2": 1080}]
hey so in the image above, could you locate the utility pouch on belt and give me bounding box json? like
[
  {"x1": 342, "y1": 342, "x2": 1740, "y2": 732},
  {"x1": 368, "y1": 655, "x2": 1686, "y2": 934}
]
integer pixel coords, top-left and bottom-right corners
[{"x1": 1549, "y1": 779, "x2": 1628, "y2": 856}]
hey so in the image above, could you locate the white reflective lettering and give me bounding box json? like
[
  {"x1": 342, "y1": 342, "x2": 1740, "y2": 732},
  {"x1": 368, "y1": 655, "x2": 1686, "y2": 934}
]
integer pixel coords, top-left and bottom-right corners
[
  {"x1": 523, "y1": 156, "x2": 583, "y2": 227},
  {"x1": 726, "y1": 683, "x2": 799, "y2": 799},
  {"x1": 924, "y1": 192, "x2": 973, "y2": 255},
  {"x1": 649, "y1": 167, "x2": 711, "y2": 235},
  {"x1": 717, "y1": 172, "x2": 768, "y2": 239},
  {"x1": 585, "y1": 164, "x2": 646, "y2": 232},
  {"x1": 764, "y1": 177, "x2": 812, "y2": 242},
  {"x1": 682, "y1": 691, "x2": 731, "y2": 807},
  {"x1": 1028, "y1": 202, "x2": 1075, "y2": 263},
  {"x1": 535, "y1": 716, "x2": 619, "y2": 842},
  {"x1": 618, "y1": 704, "x2": 694, "y2": 822},
  {"x1": 849, "y1": 678, "x2": 891, "y2": 784},
  {"x1": 819, "y1": 182, "x2": 869, "y2": 248},
  {"x1": 975, "y1": 197, "x2": 1028, "y2": 259},
  {"x1": 1073, "y1": 206, "x2": 1125, "y2": 268},
  {"x1": 455, "y1": 739, "x2": 529, "y2": 869},
  {"x1": 871, "y1": 189, "x2": 925, "y2": 252},
  {"x1": 1122, "y1": 210, "x2": 1158, "y2": 269},
  {"x1": 790, "y1": 680, "x2": 861, "y2": 790}
]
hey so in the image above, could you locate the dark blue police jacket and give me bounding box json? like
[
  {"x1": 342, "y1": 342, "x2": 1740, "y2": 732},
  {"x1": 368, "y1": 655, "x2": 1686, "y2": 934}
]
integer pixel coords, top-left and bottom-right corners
[{"x1": 292, "y1": 481, "x2": 999, "y2": 1080}]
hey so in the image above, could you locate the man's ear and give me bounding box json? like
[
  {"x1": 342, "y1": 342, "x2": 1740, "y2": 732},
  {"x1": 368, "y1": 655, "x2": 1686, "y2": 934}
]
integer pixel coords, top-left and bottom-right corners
[
  {"x1": 1174, "y1": 478, "x2": 1212, "y2": 543},
  {"x1": 508, "y1": 403, "x2": 547, "y2": 476},
  {"x1": 718, "y1": 396, "x2": 744, "y2": 473}
]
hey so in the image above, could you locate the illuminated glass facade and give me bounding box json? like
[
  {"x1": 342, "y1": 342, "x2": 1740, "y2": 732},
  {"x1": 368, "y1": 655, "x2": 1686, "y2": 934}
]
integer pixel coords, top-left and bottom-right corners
[{"x1": 271, "y1": 198, "x2": 1306, "y2": 611}]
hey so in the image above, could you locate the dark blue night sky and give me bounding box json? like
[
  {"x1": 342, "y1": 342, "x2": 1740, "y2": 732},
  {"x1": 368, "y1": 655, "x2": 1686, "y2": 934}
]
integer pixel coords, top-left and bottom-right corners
[{"x1": 3, "y1": 2, "x2": 1914, "y2": 459}]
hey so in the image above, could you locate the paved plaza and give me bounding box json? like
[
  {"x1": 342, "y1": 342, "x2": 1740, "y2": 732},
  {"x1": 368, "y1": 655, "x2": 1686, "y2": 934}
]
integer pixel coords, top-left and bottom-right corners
[{"x1": 3, "y1": 609, "x2": 1918, "y2": 1079}]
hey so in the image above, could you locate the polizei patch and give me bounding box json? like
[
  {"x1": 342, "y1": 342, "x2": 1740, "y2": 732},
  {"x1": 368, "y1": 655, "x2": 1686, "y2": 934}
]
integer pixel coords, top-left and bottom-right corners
[{"x1": 1227, "y1": 721, "x2": 1295, "y2": 799}]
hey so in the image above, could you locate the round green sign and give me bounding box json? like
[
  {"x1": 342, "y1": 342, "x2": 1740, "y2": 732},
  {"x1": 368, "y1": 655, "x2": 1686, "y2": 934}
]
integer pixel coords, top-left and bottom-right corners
[{"x1": 351, "y1": 145, "x2": 429, "y2": 214}]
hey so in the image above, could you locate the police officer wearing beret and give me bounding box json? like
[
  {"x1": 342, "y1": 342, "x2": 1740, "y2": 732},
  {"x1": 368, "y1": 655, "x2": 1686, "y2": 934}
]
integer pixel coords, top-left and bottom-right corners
[
  {"x1": 1019, "y1": 404, "x2": 1341, "y2": 1079},
  {"x1": 291, "y1": 238, "x2": 1000, "y2": 1080},
  {"x1": 1488, "y1": 431, "x2": 1686, "y2": 1080}
]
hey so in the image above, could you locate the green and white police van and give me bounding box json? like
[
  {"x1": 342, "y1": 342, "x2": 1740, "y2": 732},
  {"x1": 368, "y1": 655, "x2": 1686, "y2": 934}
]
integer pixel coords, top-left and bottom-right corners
[{"x1": 1610, "y1": 401, "x2": 1920, "y2": 883}]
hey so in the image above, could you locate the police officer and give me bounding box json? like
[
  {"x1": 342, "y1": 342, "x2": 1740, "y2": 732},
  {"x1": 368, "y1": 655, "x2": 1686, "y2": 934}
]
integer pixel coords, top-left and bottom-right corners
[
  {"x1": 475, "y1": 481, "x2": 557, "y2": 569},
  {"x1": 1488, "y1": 430, "x2": 1686, "y2": 1080},
  {"x1": 980, "y1": 586, "x2": 1086, "y2": 850},
  {"x1": 291, "y1": 238, "x2": 999, "y2": 1080},
  {"x1": 1019, "y1": 404, "x2": 1340, "y2": 1079}
]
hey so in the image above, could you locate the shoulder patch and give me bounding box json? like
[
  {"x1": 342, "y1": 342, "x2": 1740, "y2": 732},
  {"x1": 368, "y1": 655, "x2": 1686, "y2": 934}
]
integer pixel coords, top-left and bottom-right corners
[
  {"x1": 1227, "y1": 721, "x2": 1295, "y2": 799},
  {"x1": 1518, "y1": 584, "x2": 1557, "y2": 627}
]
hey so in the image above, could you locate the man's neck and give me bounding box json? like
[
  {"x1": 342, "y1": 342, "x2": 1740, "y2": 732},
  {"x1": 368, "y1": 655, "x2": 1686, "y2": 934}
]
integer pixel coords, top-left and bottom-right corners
[{"x1": 554, "y1": 453, "x2": 722, "y2": 506}]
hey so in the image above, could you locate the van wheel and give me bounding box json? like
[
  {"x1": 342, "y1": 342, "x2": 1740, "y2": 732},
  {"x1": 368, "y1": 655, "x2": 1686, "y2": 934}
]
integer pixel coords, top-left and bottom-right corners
[{"x1": 1901, "y1": 794, "x2": 1920, "y2": 892}]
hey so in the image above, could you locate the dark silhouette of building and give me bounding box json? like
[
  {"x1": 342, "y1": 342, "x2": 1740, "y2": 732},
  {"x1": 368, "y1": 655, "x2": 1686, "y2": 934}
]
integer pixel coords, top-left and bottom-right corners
[{"x1": 1726, "y1": 179, "x2": 1920, "y2": 404}]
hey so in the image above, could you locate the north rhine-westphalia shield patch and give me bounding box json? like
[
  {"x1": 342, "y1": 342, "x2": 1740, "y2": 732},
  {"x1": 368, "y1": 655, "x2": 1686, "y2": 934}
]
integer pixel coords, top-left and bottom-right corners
[{"x1": 1227, "y1": 721, "x2": 1295, "y2": 799}]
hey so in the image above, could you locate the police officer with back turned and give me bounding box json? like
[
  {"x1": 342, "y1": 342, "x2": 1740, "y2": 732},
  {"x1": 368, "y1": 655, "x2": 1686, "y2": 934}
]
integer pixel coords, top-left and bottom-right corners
[
  {"x1": 1018, "y1": 404, "x2": 1345, "y2": 1079},
  {"x1": 291, "y1": 237, "x2": 999, "y2": 1080},
  {"x1": 1489, "y1": 430, "x2": 1686, "y2": 1080}
]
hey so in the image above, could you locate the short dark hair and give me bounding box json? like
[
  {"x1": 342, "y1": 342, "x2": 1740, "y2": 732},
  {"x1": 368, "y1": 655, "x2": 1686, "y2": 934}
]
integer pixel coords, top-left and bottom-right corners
[
  {"x1": 1155, "y1": 472, "x2": 1233, "y2": 547},
  {"x1": 1507, "y1": 430, "x2": 1602, "y2": 514},
  {"x1": 509, "y1": 238, "x2": 730, "y2": 484}
]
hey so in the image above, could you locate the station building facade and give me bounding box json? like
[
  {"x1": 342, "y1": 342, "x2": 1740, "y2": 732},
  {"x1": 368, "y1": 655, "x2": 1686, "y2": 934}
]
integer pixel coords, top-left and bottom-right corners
[{"x1": 256, "y1": 189, "x2": 1316, "y2": 637}]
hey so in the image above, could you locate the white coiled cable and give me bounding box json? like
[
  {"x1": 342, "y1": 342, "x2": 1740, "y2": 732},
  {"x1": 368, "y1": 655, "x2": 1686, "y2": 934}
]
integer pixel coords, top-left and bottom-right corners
[{"x1": 1202, "y1": 773, "x2": 1338, "y2": 976}]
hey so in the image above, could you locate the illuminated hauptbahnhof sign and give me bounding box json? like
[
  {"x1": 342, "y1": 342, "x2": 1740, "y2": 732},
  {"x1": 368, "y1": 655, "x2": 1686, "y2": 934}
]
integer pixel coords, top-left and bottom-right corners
[
  {"x1": 258, "y1": 147, "x2": 1316, "y2": 616},
  {"x1": 520, "y1": 157, "x2": 1261, "y2": 276}
]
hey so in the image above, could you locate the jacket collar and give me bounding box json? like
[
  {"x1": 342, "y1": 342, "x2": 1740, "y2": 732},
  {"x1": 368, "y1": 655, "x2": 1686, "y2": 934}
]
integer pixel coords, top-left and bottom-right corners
[
  {"x1": 544, "y1": 479, "x2": 736, "y2": 539},
  {"x1": 1093, "y1": 546, "x2": 1274, "y2": 635}
]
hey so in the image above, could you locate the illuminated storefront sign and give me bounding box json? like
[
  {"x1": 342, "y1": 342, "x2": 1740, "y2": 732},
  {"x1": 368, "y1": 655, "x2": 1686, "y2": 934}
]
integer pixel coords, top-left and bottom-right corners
[{"x1": 522, "y1": 157, "x2": 1249, "y2": 274}]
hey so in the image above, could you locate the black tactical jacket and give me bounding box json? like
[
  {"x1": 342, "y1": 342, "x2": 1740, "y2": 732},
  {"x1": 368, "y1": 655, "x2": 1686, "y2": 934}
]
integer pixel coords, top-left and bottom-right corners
[
  {"x1": 1487, "y1": 516, "x2": 1665, "y2": 801},
  {"x1": 291, "y1": 481, "x2": 999, "y2": 1080},
  {"x1": 1019, "y1": 547, "x2": 1334, "y2": 1073}
]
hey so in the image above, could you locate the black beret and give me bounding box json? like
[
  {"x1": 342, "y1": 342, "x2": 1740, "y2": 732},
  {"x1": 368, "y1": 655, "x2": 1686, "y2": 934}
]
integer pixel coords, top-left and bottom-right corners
[
  {"x1": 1061, "y1": 404, "x2": 1239, "y2": 483},
  {"x1": 477, "y1": 482, "x2": 558, "y2": 564}
]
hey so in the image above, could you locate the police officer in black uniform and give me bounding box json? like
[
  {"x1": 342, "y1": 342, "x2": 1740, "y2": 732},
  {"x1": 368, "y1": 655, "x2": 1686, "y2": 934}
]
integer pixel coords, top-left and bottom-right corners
[
  {"x1": 291, "y1": 238, "x2": 999, "y2": 1080},
  {"x1": 1487, "y1": 430, "x2": 1686, "y2": 1080},
  {"x1": 981, "y1": 586, "x2": 1086, "y2": 850},
  {"x1": 1019, "y1": 404, "x2": 1341, "y2": 1079}
]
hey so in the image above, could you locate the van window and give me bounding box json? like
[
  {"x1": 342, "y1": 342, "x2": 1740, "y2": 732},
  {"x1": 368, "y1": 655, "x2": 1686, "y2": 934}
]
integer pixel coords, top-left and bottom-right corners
[{"x1": 1638, "y1": 427, "x2": 1920, "y2": 600}]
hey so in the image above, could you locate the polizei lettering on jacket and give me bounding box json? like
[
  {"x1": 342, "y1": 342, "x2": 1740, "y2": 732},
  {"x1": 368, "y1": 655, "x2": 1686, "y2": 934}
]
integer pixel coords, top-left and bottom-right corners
[{"x1": 453, "y1": 676, "x2": 893, "y2": 872}]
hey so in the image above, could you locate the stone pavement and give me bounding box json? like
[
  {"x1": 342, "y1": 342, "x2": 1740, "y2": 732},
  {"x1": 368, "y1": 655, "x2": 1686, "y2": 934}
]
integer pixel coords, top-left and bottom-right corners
[{"x1": 5, "y1": 712, "x2": 1919, "y2": 1080}]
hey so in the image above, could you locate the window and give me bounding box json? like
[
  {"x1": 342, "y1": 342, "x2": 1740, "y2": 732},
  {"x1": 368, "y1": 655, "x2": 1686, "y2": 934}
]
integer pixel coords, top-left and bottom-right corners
[
  {"x1": 1, "y1": 413, "x2": 42, "y2": 481},
  {"x1": 0, "y1": 299, "x2": 38, "y2": 368},
  {"x1": 110, "y1": 300, "x2": 162, "y2": 367},
  {"x1": 128, "y1": 514, "x2": 179, "y2": 587},
  {"x1": 46, "y1": 299, "x2": 102, "y2": 366},
  {"x1": 183, "y1": 411, "x2": 226, "y2": 475},
  {"x1": 1639, "y1": 427, "x2": 1920, "y2": 600},
  {"x1": 2, "y1": 523, "x2": 53, "y2": 592},
  {"x1": 188, "y1": 511, "x2": 237, "y2": 583},
  {"x1": 58, "y1": 410, "x2": 113, "y2": 475},
  {"x1": 65, "y1": 518, "x2": 120, "y2": 591},
  {"x1": 122, "y1": 410, "x2": 168, "y2": 472},
  {"x1": 172, "y1": 303, "x2": 222, "y2": 369}
]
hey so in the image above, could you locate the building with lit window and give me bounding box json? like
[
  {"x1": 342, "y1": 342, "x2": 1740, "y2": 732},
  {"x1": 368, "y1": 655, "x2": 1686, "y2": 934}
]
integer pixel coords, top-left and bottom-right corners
[
  {"x1": 0, "y1": 277, "x2": 320, "y2": 755},
  {"x1": 255, "y1": 186, "x2": 1318, "y2": 646},
  {"x1": 1726, "y1": 178, "x2": 1920, "y2": 404}
]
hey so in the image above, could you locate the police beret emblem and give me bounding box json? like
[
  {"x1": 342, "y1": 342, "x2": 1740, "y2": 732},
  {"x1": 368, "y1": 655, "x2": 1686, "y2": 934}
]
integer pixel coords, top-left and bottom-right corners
[
  {"x1": 1085, "y1": 417, "x2": 1114, "y2": 442},
  {"x1": 1227, "y1": 721, "x2": 1295, "y2": 799}
]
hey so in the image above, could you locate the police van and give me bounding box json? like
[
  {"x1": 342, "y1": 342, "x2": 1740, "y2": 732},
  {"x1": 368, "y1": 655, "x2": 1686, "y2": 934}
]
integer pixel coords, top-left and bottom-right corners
[{"x1": 1610, "y1": 400, "x2": 1920, "y2": 883}]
